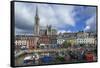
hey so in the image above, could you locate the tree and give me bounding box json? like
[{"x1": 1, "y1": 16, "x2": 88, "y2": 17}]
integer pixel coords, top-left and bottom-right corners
[{"x1": 63, "y1": 41, "x2": 71, "y2": 48}]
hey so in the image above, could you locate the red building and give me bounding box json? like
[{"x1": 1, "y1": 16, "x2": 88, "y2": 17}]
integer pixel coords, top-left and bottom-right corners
[
  {"x1": 38, "y1": 35, "x2": 50, "y2": 45},
  {"x1": 15, "y1": 35, "x2": 39, "y2": 50}
]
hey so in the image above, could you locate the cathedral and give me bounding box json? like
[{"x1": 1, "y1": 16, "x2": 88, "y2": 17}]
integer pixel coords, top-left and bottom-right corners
[
  {"x1": 33, "y1": 6, "x2": 57, "y2": 36},
  {"x1": 15, "y1": 6, "x2": 57, "y2": 50}
]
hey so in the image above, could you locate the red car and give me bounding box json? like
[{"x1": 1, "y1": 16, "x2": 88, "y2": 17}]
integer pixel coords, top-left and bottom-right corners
[{"x1": 85, "y1": 52, "x2": 95, "y2": 62}]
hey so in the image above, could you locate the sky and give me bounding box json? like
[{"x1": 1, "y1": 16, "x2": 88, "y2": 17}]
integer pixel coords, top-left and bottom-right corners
[{"x1": 14, "y1": 2, "x2": 97, "y2": 35}]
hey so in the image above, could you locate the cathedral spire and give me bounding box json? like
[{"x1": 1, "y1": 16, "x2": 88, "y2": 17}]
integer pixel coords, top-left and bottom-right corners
[
  {"x1": 34, "y1": 5, "x2": 40, "y2": 36},
  {"x1": 35, "y1": 5, "x2": 39, "y2": 20},
  {"x1": 36, "y1": 6, "x2": 38, "y2": 16}
]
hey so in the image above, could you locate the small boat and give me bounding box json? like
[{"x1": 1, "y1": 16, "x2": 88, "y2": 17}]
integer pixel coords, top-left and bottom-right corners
[{"x1": 23, "y1": 56, "x2": 34, "y2": 64}]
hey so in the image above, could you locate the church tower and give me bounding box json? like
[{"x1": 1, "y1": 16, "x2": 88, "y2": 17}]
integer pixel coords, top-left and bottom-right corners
[{"x1": 34, "y1": 6, "x2": 40, "y2": 36}]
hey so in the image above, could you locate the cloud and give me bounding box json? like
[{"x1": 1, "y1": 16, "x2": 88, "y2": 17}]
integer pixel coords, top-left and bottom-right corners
[
  {"x1": 84, "y1": 26, "x2": 90, "y2": 31},
  {"x1": 57, "y1": 30, "x2": 72, "y2": 34},
  {"x1": 15, "y1": 2, "x2": 36, "y2": 34},
  {"x1": 84, "y1": 15, "x2": 96, "y2": 32},
  {"x1": 53, "y1": 5, "x2": 76, "y2": 26},
  {"x1": 15, "y1": 2, "x2": 76, "y2": 35},
  {"x1": 74, "y1": 6, "x2": 96, "y2": 22},
  {"x1": 38, "y1": 4, "x2": 76, "y2": 29},
  {"x1": 14, "y1": 2, "x2": 96, "y2": 35},
  {"x1": 57, "y1": 30, "x2": 66, "y2": 34},
  {"x1": 66, "y1": 30, "x2": 72, "y2": 33}
]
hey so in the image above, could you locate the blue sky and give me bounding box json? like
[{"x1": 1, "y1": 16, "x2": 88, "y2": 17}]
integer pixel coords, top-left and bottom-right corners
[{"x1": 15, "y1": 2, "x2": 97, "y2": 35}]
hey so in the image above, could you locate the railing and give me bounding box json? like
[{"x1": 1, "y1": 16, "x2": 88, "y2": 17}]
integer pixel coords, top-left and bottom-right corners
[
  {"x1": 15, "y1": 48, "x2": 68, "y2": 58},
  {"x1": 15, "y1": 47, "x2": 96, "y2": 58}
]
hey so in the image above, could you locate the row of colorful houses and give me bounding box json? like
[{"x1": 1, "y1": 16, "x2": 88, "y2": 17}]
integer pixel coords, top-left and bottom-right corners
[{"x1": 15, "y1": 32, "x2": 97, "y2": 50}]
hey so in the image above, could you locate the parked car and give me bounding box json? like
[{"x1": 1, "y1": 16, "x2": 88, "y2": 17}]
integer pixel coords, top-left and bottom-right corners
[
  {"x1": 20, "y1": 45, "x2": 27, "y2": 50},
  {"x1": 85, "y1": 52, "x2": 95, "y2": 62}
]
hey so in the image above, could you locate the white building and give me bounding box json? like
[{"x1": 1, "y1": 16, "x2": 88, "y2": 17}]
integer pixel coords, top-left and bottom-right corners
[
  {"x1": 57, "y1": 34, "x2": 65, "y2": 45},
  {"x1": 76, "y1": 32, "x2": 96, "y2": 45},
  {"x1": 15, "y1": 40, "x2": 27, "y2": 46},
  {"x1": 76, "y1": 37, "x2": 95, "y2": 44},
  {"x1": 57, "y1": 39, "x2": 65, "y2": 45}
]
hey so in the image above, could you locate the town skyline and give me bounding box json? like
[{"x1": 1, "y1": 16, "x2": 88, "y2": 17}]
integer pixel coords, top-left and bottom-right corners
[
  {"x1": 14, "y1": 2, "x2": 97, "y2": 66},
  {"x1": 15, "y1": 2, "x2": 97, "y2": 35}
]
